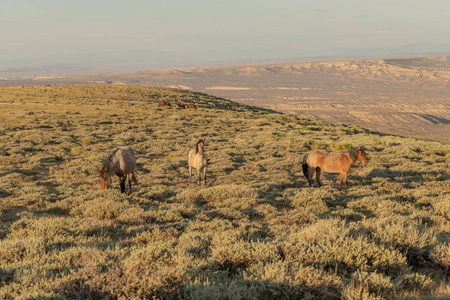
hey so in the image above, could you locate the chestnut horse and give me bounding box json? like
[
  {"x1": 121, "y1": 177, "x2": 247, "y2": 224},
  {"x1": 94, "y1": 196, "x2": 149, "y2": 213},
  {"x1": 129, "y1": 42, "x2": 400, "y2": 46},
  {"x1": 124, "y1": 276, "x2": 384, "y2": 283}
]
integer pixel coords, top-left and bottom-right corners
[
  {"x1": 98, "y1": 146, "x2": 138, "y2": 195},
  {"x1": 159, "y1": 100, "x2": 171, "y2": 107},
  {"x1": 302, "y1": 147, "x2": 367, "y2": 190},
  {"x1": 188, "y1": 138, "x2": 207, "y2": 185},
  {"x1": 187, "y1": 103, "x2": 197, "y2": 109},
  {"x1": 119, "y1": 97, "x2": 125, "y2": 104}
]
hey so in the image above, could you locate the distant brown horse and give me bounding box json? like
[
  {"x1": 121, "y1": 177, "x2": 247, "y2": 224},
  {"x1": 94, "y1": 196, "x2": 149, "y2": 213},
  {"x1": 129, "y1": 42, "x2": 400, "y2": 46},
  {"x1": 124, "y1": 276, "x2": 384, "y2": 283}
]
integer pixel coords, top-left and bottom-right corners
[
  {"x1": 119, "y1": 97, "x2": 125, "y2": 104},
  {"x1": 302, "y1": 147, "x2": 367, "y2": 190},
  {"x1": 187, "y1": 103, "x2": 197, "y2": 109},
  {"x1": 159, "y1": 100, "x2": 171, "y2": 107},
  {"x1": 178, "y1": 102, "x2": 186, "y2": 109},
  {"x1": 188, "y1": 138, "x2": 207, "y2": 185},
  {"x1": 98, "y1": 146, "x2": 138, "y2": 195}
]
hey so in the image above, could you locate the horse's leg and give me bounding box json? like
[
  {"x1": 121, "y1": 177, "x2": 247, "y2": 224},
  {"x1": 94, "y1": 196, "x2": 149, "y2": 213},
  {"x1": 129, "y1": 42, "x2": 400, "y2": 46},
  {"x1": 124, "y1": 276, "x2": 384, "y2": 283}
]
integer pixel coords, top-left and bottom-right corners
[
  {"x1": 127, "y1": 174, "x2": 132, "y2": 195},
  {"x1": 203, "y1": 166, "x2": 207, "y2": 186},
  {"x1": 119, "y1": 176, "x2": 126, "y2": 193},
  {"x1": 338, "y1": 172, "x2": 347, "y2": 190},
  {"x1": 309, "y1": 166, "x2": 316, "y2": 186},
  {"x1": 316, "y1": 168, "x2": 322, "y2": 187},
  {"x1": 188, "y1": 164, "x2": 192, "y2": 182},
  {"x1": 306, "y1": 166, "x2": 314, "y2": 186},
  {"x1": 343, "y1": 172, "x2": 348, "y2": 189},
  {"x1": 197, "y1": 168, "x2": 201, "y2": 185}
]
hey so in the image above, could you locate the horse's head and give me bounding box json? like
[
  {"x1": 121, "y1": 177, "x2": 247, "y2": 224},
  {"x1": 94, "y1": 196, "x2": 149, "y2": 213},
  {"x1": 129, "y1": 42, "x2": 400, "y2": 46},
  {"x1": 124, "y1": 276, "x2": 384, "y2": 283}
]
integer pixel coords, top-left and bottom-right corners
[
  {"x1": 357, "y1": 147, "x2": 367, "y2": 166},
  {"x1": 98, "y1": 168, "x2": 111, "y2": 190},
  {"x1": 196, "y1": 138, "x2": 206, "y2": 153}
]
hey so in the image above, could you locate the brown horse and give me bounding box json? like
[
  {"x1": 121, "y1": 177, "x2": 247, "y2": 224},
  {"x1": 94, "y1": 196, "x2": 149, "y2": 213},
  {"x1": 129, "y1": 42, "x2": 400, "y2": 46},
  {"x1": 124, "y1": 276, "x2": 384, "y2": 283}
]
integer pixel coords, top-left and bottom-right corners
[
  {"x1": 187, "y1": 103, "x2": 197, "y2": 109},
  {"x1": 98, "y1": 146, "x2": 138, "y2": 195},
  {"x1": 119, "y1": 97, "x2": 125, "y2": 104},
  {"x1": 188, "y1": 138, "x2": 207, "y2": 185},
  {"x1": 302, "y1": 147, "x2": 367, "y2": 190},
  {"x1": 159, "y1": 100, "x2": 171, "y2": 107},
  {"x1": 178, "y1": 102, "x2": 186, "y2": 109}
]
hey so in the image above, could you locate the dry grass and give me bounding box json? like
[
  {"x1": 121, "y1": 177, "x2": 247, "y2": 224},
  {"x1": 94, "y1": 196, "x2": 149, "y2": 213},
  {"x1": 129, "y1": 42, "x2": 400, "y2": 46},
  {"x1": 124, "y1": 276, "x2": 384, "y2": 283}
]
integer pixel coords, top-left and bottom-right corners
[{"x1": 0, "y1": 85, "x2": 449, "y2": 299}]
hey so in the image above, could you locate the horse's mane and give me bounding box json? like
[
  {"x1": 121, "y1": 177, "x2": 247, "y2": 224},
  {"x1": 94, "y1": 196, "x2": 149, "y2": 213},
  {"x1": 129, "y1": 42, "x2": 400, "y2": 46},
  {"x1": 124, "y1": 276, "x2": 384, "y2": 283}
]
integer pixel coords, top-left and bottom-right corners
[
  {"x1": 348, "y1": 148, "x2": 359, "y2": 161},
  {"x1": 102, "y1": 148, "x2": 120, "y2": 172}
]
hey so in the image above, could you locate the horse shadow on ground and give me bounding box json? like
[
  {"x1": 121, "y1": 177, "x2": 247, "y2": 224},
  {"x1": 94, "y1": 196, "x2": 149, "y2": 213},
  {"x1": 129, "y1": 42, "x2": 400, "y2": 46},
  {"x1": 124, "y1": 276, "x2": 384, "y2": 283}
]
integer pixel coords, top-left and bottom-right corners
[{"x1": 367, "y1": 168, "x2": 448, "y2": 184}]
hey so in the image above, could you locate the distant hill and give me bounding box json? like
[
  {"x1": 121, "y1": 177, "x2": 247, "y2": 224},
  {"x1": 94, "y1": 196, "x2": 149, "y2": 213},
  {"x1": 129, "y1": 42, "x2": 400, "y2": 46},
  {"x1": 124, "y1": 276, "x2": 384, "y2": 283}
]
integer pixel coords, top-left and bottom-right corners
[
  {"x1": 2, "y1": 55, "x2": 449, "y2": 143},
  {"x1": 1, "y1": 41, "x2": 449, "y2": 77}
]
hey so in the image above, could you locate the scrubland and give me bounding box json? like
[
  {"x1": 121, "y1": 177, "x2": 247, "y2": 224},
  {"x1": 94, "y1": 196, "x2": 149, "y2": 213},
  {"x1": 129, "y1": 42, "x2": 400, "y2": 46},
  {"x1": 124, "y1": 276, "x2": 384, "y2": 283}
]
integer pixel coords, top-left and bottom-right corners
[{"x1": 0, "y1": 85, "x2": 449, "y2": 299}]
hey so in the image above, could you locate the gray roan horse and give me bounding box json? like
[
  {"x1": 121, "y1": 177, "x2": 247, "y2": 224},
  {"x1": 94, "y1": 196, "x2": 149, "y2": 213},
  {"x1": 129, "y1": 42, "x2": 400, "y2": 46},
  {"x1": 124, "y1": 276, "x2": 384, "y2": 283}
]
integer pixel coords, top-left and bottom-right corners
[
  {"x1": 188, "y1": 138, "x2": 207, "y2": 185},
  {"x1": 98, "y1": 146, "x2": 138, "y2": 195},
  {"x1": 302, "y1": 147, "x2": 367, "y2": 190}
]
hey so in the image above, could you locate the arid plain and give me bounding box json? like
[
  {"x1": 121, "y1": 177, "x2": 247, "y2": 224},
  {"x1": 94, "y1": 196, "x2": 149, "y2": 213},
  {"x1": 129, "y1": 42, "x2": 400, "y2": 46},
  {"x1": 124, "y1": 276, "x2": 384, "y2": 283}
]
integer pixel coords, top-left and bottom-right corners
[
  {"x1": 2, "y1": 55, "x2": 449, "y2": 143},
  {"x1": 1, "y1": 84, "x2": 449, "y2": 298}
]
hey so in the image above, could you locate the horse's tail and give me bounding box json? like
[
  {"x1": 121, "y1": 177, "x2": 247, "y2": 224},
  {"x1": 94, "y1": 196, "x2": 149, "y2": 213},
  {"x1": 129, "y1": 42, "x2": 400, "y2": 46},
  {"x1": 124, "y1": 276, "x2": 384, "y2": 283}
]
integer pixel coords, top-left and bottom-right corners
[
  {"x1": 302, "y1": 155, "x2": 309, "y2": 179},
  {"x1": 132, "y1": 174, "x2": 138, "y2": 185}
]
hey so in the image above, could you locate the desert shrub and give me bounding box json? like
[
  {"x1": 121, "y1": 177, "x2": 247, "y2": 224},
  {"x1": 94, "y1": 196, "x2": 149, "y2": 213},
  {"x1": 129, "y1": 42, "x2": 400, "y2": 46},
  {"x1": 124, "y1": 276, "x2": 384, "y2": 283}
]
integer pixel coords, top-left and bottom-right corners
[
  {"x1": 176, "y1": 184, "x2": 258, "y2": 205},
  {"x1": 210, "y1": 231, "x2": 281, "y2": 271},
  {"x1": 8, "y1": 217, "x2": 78, "y2": 246},
  {"x1": 116, "y1": 205, "x2": 149, "y2": 225},
  {"x1": 431, "y1": 195, "x2": 450, "y2": 219},
  {"x1": 125, "y1": 241, "x2": 174, "y2": 269},
  {"x1": 184, "y1": 219, "x2": 235, "y2": 236},
  {"x1": 183, "y1": 263, "x2": 343, "y2": 299},
  {"x1": 393, "y1": 272, "x2": 433, "y2": 293},
  {"x1": 347, "y1": 196, "x2": 381, "y2": 212},
  {"x1": 350, "y1": 271, "x2": 394, "y2": 297},
  {"x1": 365, "y1": 217, "x2": 437, "y2": 251},
  {"x1": 245, "y1": 261, "x2": 343, "y2": 294},
  {"x1": 132, "y1": 227, "x2": 180, "y2": 247},
  {"x1": 81, "y1": 137, "x2": 92, "y2": 146},
  {"x1": 176, "y1": 188, "x2": 207, "y2": 205},
  {"x1": 331, "y1": 143, "x2": 352, "y2": 151},
  {"x1": 182, "y1": 273, "x2": 269, "y2": 300},
  {"x1": 0, "y1": 237, "x2": 47, "y2": 264},
  {"x1": 150, "y1": 207, "x2": 184, "y2": 224},
  {"x1": 341, "y1": 281, "x2": 384, "y2": 300},
  {"x1": 312, "y1": 142, "x2": 327, "y2": 150},
  {"x1": 282, "y1": 219, "x2": 408, "y2": 275},
  {"x1": 430, "y1": 243, "x2": 450, "y2": 268},
  {"x1": 286, "y1": 189, "x2": 330, "y2": 213},
  {"x1": 177, "y1": 231, "x2": 212, "y2": 259},
  {"x1": 70, "y1": 145, "x2": 85, "y2": 156},
  {"x1": 373, "y1": 199, "x2": 411, "y2": 218},
  {"x1": 76, "y1": 198, "x2": 127, "y2": 220}
]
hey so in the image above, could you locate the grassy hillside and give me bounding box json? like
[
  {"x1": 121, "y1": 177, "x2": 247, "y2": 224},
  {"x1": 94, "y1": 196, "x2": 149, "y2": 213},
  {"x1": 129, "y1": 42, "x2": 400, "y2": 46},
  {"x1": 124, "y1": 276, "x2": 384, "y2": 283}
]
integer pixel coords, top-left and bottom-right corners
[{"x1": 0, "y1": 85, "x2": 449, "y2": 299}]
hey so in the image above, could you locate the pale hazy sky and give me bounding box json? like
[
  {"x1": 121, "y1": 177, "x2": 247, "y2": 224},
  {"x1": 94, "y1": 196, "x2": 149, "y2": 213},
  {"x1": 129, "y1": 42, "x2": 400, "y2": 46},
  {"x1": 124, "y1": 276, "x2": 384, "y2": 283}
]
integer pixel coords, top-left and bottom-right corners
[{"x1": 2, "y1": 0, "x2": 450, "y2": 63}]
